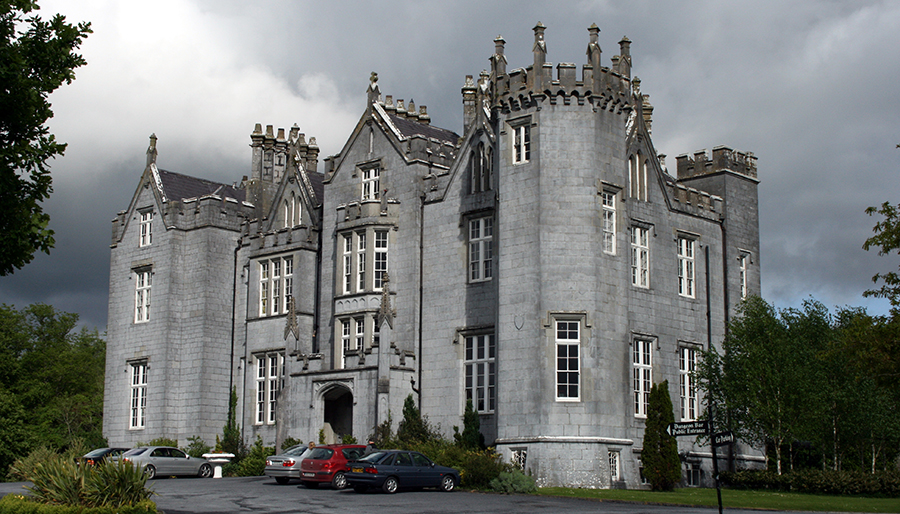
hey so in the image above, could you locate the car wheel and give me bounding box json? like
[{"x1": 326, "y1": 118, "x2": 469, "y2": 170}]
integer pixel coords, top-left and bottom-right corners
[
  {"x1": 382, "y1": 476, "x2": 399, "y2": 494},
  {"x1": 144, "y1": 465, "x2": 156, "y2": 480},
  {"x1": 302, "y1": 481, "x2": 318, "y2": 489},
  {"x1": 275, "y1": 477, "x2": 290, "y2": 485},
  {"x1": 440, "y1": 474, "x2": 456, "y2": 492},
  {"x1": 331, "y1": 471, "x2": 347, "y2": 490},
  {"x1": 353, "y1": 485, "x2": 368, "y2": 493},
  {"x1": 198, "y1": 463, "x2": 212, "y2": 478}
]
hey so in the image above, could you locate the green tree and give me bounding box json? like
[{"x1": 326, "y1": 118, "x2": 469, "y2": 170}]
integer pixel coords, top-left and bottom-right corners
[
  {"x1": 700, "y1": 297, "x2": 831, "y2": 474},
  {"x1": 219, "y1": 386, "x2": 245, "y2": 458},
  {"x1": 0, "y1": 0, "x2": 91, "y2": 275},
  {"x1": 863, "y1": 200, "x2": 900, "y2": 313},
  {"x1": 641, "y1": 380, "x2": 681, "y2": 491},
  {"x1": 0, "y1": 304, "x2": 106, "y2": 476},
  {"x1": 453, "y1": 399, "x2": 484, "y2": 450},
  {"x1": 397, "y1": 394, "x2": 436, "y2": 443}
]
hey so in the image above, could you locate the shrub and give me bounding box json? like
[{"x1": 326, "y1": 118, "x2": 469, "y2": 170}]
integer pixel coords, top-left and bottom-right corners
[
  {"x1": 184, "y1": 436, "x2": 211, "y2": 458},
  {"x1": 490, "y1": 469, "x2": 537, "y2": 494},
  {"x1": 14, "y1": 451, "x2": 154, "y2": 510},
  {"x1": 0, "y1": 494, "x2": 157, "y2": 513},
  {"x1": 280, "y1": 437, "x2": 303, "y2": 452},
  {"x1": 86, "y1": 460, "x2": 153, "y2": 508},
  {"x1": 341, "y1": 434, "x2": 358, "y2": 444},
  {"x1": 720, "y1": 468, "x2": 900, "y2": 497},
  {"x1": 642, "y1": 381, "x2": 681, "y2": 491},
  {"x1": 227, "y1": 436, "x2": 272, "y2": 477},
  {"x1": 7, "y1": 447, "x2": 59, "y2": 482},
  {"x1": 135, "y1": 438, "x2": 178, "y2": 448}
]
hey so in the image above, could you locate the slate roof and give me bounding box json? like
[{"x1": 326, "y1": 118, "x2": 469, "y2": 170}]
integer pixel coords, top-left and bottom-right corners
[
  {"x1": 387, "y1": 113, "x2": 459, "y2": 145},
  {"x1": 307, "y1": 171, "x2": 324, "y2": 206},
  {"x1": 157, "y1": 169, "x2": 246, "y2": 203}
]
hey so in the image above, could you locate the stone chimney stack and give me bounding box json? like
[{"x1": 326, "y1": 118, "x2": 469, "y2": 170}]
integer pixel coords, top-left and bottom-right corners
[
  {"x1": 587, "y1": 24, "x2": 602, "y2": 93},
  {"x1": 532, "y1": 22, "x2": 547, "y2": 92},
  {"x1": 618, "y1": 36, "x2": 632, "y2": 78},
  {"x1": 462, "y1": 75, "x2": 477, "y2": 134}
]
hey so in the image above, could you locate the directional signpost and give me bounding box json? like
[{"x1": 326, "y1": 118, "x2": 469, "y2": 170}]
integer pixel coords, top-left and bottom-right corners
[
  {"x1": 666, "y1": 420, "x2": 708, "y2": 437},
  {"x1": 713, "y1": 431, "x2": 735, "y2": 447},
  {"x1": 667, "y1": 412, "x2": 732, "y2": 514}
]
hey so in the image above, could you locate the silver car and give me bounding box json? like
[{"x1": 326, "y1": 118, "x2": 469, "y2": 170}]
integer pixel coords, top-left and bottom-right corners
[
  {"x1": 265, "y1": 445, "x2": 312, "y2": 484},
  {"x1": 121, "y1": 446, "x2": 212, "y2": 479}
]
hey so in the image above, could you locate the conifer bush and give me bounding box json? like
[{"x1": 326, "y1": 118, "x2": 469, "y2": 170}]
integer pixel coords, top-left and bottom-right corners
[{"x1": 641, "y1": 380, "x2": 682, "y2": 491}]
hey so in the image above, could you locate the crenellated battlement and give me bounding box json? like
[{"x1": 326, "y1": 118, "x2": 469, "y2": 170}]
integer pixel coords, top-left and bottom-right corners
[
  {"x1": 485, "y1": 23, "x2": 637, "y2": 115},
  {"x1": 675, "y1": 146, "x2": 758, "y2": 181}
]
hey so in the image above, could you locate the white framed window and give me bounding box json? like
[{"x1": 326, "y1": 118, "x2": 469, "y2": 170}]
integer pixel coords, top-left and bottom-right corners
[
  {"x1": 686, "y1": 462, "x2": 701, "y2": 486},
  {"x1": 357, "y1": 232, "x2": 367, "y2": 292},
  {"x1": 468, "y1": 216, "x2": 493, "y2": 282},
  {"x1": 340, "y1": 229, "x2": 389, "y2": 294},
  {"x1": 255, "y1": 352, "x2": 284, "y2": 425},
  {"x1": 512, "y1": 125, "x2": 530, "y2": 164},
  {"x1": 631, "y1": 227, "x2": 650, "y2": 288},
  {"x1": 601, "y1": 192, "x2": 616, "y2": 254},
  {"x1": 609, "y1": 451, "x2": 620, "y2": 482},
  {"x1": 633, "y1": 338, "x2": 652, "y2": 417},
  {"x1": 355, "y1": 318, "x2": 365, "y2": 353},
  {"x1": 739, "y1": 253, "x2": 749, "y2": 299},
  {"x1": 283, "y1": 192, "x2": 301, "y2": 228},
  {"x1": 470, "y1": 143, "x2": 492, "y2": 193},
  {"x1": 464, "y1": 334, "x2": 496, "y2": 413},
  {"x1": 129, "y1": 361, "x2": 147, "y2": 429},
  {"x1": 680, "y1": 347, "x2": 698, "y2": 421},
  {"x1": 343, "y1": 235, "x2": 352, "y2": 294},
  {"x1": 134, "y1": 268, "x2": 152, "y2": 323},
  {"x1": 556, "y1": 320, "x2": 580, "y2": 401},
  {"x1": 361, "y1": 167, "x2": 380, "y2": 201},
  {"x1": 678, "y1": 237, "x2": 695, "y2": 298},
  {"x1": 340, "y1": 319, "x2": 351, "y2": 369},
  {"x1": 259, "y1": 256, "x2": 293, "y2": 317},
  {"x1": 374, "y1": 230, "x2": 388, "y2": 290},
  {"x1": 629, "y1": 154, "x2": 648, "y2": 201},
  {"x1": 139, "y1": 211, "x2": 152, "y2": 247},
  {"x1": 511, "y1": 448, "x2": 527, "y2": 470}
]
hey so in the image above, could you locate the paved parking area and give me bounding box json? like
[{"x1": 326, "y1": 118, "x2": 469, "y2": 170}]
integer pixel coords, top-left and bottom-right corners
[{"x1": 0, "y1": 477, "x2": 847, "y2": 514}]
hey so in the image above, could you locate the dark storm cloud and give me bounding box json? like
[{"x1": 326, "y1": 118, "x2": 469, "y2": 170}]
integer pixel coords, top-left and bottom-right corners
[{"x1": 1, "y1": 0, "x2": 898, "y2": 331}]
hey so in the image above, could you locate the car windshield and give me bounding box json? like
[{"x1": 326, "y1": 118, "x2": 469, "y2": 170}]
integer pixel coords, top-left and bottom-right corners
[
  {"x1": 357, "y1": 451, "x2": 388, "y2": 463},
  {"x1": 123, "y1": 448, "x2": 147, "y2": 456},
  {"x1": 306, "y1": 448, "x2": 334, "y2": 460},
  {"x1": 84, "y1": 448, "x2": 110, "y2": 457},
  {"x1": 283, "y1": 446, "x2": 310, "y2": 457}
]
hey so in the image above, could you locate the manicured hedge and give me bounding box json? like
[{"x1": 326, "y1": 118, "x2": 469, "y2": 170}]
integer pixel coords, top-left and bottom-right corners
[
  {"x1": 0, "y1": 495, "x2": 157, "y2": 514},
  {"x1": 720, "y1": 469, "x2": 900, "y2": 497}
]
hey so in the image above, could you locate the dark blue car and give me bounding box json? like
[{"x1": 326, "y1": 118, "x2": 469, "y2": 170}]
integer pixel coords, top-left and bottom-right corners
[{"x1": 345, "y1": 450, "x2": 459, "y2": 493}]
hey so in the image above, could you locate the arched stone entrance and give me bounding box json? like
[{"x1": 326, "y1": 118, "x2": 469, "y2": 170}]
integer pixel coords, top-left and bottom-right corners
[{"x1": 322, "y1": 385, "x2": 353, "y2": 441}]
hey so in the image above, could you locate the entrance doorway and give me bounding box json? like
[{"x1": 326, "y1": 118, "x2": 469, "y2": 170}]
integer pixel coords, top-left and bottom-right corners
[{"x1": 323, "y1": 385, "x2": 353, "y2": 441}]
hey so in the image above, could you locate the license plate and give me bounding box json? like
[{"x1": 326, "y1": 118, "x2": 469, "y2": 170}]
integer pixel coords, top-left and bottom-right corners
[
  {"x1": 351, "y1": 467, "x2": 363, "y2": 473},
  {"x1": 302, "y1": 472, "x2": 314, "y2": 477}
]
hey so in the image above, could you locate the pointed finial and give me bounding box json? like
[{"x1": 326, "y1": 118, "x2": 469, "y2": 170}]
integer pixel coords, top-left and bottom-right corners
[{"x1": 146, "y1": 133, "x2": 158, "y2": 167}]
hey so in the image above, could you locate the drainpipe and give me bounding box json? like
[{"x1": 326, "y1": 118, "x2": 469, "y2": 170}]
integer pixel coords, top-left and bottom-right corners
[
  {"x1": 417, "y1": 190, "x2": 425, "y2": 406},
  {"x1": 230, "y1": 237, "x2": 241, "y2": 398},
  {"x1": 313, "y1": 222, "x2": 322, "y2": 354}
]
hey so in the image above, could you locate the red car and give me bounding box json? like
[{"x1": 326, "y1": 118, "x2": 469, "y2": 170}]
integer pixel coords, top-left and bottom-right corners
[{"x1": 299, "y1": 444, "x2": 365, "y2": 489}]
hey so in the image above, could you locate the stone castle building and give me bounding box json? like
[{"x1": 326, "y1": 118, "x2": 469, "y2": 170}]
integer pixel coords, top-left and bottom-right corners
[{"x1": 104, "y1": 23, "x2": 762, "y2": 488}]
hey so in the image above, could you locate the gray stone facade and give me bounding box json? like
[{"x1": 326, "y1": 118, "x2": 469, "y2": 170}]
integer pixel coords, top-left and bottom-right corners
[{"x1": 104, "y1": 24, "x2": 762, "y2": 488}]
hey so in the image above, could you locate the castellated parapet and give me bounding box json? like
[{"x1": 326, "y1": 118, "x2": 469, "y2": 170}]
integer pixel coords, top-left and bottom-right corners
[
  {"x1": 675, "y1": 146, "x2": 758, "y2": 181},
  {"x1": 489, "y1": 23, "x2": 635, "y2": 114}
]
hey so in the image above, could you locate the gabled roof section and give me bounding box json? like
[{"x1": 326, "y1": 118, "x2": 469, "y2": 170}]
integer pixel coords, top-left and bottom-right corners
[
  {"x1": 155, "y1": 168, "x2": 246, "y2": 203},
  {"x1": 385, "y1": 113, "x2": 459, "y2": 146}
]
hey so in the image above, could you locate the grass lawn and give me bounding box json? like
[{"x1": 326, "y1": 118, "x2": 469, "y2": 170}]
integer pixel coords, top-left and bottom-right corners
[{"x1": 537, "y1": 487, "x2": 900, "y2": 513}]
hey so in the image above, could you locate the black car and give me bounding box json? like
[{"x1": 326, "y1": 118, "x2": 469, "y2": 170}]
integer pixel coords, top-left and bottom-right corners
[
  {"x1": 79, "y1": 447, "x2": 130, "y2": 466},
  {"x1": 345, "y1": 450, "x2": 459, "y2": 494}
]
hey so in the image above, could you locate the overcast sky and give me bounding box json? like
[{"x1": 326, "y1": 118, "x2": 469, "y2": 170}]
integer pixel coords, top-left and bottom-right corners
[{"x1": 1, "y1": 0, "x2": 898, "y2": 331}]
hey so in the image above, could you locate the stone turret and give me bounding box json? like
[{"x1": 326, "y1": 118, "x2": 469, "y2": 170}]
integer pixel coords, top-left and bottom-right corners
[{"x1": 675, "y1": 146, "x2": 758, "y2": 181}]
